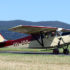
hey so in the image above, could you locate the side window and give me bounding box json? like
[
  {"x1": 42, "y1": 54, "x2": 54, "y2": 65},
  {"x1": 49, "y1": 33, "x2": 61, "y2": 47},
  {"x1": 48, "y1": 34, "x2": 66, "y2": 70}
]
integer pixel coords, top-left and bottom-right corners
[{"x1": 45, "y1": 32, "x2": 56, "y2": 38}]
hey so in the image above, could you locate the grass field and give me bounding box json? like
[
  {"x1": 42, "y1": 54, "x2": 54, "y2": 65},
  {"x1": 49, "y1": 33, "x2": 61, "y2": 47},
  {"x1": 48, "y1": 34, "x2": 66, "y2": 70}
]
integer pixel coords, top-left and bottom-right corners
[
  {"x1": 0, "y1": 46, "x2": 70, "y2": 70},
  {"x1": 0, "y1": 53, "x2": 70, "y2": 70}
]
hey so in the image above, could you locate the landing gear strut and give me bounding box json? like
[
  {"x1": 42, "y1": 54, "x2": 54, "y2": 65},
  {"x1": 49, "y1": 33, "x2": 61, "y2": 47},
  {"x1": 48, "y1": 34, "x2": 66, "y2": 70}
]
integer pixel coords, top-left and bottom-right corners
[{"x1": 63, "y1": 44, "x2": 69, "y2": 54}]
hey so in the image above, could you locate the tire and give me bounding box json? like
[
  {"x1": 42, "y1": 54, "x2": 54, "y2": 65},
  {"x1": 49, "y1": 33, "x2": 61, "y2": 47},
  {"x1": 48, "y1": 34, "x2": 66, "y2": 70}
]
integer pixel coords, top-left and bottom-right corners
[
  {"x1": 53, "y1": 49, "x2": 59, "y2": 54},
  {"x1": 63, "y1": 49, "x2": 69, "y2": 54}
]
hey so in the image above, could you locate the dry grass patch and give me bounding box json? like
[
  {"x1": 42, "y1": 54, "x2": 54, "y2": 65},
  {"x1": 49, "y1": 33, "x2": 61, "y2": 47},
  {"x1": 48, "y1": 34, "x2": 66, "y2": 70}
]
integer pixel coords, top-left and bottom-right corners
[{"x1": 0, "y1": 54, "x2": 69, "y2": 70}]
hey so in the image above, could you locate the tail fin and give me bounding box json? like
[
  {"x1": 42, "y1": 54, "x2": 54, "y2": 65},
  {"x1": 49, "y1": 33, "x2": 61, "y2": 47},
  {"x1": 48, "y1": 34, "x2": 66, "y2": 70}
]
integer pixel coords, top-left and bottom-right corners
[{"x1": 0, "y1": 34, "x2": 7, "y2": 42}]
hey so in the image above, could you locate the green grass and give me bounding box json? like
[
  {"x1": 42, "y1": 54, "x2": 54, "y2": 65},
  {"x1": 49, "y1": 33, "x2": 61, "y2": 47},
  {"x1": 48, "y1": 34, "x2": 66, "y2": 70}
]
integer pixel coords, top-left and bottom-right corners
[
  {"x1": 0, "y1": 45, "x2": 70, "y2": 53},
  {"x1": 0, "y1": 47, "x2": 52, "y2": 52}
]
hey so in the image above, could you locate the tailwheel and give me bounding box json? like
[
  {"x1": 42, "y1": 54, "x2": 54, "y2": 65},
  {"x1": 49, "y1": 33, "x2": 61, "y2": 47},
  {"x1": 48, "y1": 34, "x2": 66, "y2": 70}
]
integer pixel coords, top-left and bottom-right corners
[
  {"x1": 63, "y1": 49, "x2": 69, "y2": 54},
  {"x1": 53, "y1": 48, "x2": 59, "y2": 54}
]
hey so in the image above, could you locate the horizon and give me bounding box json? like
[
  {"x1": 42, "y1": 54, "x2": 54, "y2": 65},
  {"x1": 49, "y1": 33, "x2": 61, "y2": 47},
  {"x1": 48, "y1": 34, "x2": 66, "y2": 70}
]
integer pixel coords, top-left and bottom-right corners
[{"x1": 0, "y1": 20, "x2": 69, "y2": 24}]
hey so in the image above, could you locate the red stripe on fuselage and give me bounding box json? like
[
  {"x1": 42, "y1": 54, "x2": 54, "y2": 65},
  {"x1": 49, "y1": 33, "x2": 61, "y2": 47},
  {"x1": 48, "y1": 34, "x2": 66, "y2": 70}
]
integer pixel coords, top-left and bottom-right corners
[{"x1": 0, "y1": 35, "x2": 33, "y2": 47}]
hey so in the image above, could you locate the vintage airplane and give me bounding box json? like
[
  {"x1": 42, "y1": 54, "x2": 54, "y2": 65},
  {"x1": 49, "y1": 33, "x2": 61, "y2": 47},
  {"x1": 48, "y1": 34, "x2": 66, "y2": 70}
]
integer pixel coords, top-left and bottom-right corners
[{"x1": 8, "y1": 25, "x2": 70, "y2": 54}]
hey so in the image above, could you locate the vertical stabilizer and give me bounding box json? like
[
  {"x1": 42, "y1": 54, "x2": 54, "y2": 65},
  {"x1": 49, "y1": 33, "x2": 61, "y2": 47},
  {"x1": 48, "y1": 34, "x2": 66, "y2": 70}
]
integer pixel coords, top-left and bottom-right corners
[{"x1": 0, "y1": 34, "x2": 7, "y2": 42}]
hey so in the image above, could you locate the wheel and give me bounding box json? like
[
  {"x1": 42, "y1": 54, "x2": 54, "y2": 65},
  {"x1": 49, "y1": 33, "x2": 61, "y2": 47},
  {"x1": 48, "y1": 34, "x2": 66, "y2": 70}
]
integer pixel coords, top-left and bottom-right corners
[
  {"x1": 63, "y1": 49, "x2": 69, "y2": 54},
  {"x1": 53, "y1": 49, "x2": 59, "y2": 54}
]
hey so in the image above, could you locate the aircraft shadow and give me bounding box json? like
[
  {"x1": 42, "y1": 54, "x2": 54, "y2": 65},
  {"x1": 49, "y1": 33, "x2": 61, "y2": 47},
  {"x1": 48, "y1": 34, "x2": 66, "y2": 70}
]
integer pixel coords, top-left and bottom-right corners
[{"x1": 0, "y1": 51, "x2": 69, "y2": 55}]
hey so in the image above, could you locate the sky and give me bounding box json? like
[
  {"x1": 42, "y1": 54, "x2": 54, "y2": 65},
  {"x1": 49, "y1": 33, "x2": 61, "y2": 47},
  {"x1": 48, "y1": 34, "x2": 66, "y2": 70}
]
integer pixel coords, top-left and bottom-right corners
[{"x1": 0, "y1": 0, "x2": 70, "y2": 24}]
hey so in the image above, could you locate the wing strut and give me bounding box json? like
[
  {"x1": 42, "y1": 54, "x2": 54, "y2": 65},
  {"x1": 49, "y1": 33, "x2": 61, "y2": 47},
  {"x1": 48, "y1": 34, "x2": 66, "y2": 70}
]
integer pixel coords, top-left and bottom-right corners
[{"x1": 40, "y1": 31, "x2": 44, "y2": 48}]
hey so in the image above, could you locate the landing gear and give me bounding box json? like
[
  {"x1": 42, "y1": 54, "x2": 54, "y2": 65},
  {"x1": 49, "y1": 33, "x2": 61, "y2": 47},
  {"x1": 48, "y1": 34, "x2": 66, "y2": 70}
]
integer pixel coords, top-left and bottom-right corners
[
  {"x1": 53, "y1": 48, "x2": 59, "y2": 54},
  {"x1": 63, "y1": 49, "x2": 69, "y2": 54},
  {"x1": 63, "y1": 44, "x2": 69, "y2": 54},
  {"x1": 57, "y1": 36, "x2": 70, "y2": 54},
  {"x1": 53, "y1": 48, "x2": 69, "y2": 54}
]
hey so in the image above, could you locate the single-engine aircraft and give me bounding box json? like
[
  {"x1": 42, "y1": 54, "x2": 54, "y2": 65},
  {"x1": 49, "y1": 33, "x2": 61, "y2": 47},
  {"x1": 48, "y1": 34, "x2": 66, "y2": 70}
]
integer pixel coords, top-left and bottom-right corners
[{"x1": 8, "y1": 25, "x2": 70, "y2": 54}]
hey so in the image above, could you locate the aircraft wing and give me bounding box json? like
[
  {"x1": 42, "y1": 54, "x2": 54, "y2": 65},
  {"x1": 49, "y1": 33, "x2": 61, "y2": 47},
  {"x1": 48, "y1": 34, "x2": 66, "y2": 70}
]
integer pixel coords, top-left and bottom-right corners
[
  {"x1": 62, "y1": 29, "x2": 70, "y2": 32},
  {"x1": 9, "y1": 25, "x2": 70, "y2": 34},
  {"x1": 9, "y1": 25, "x2": 57, "y2": 34}
]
